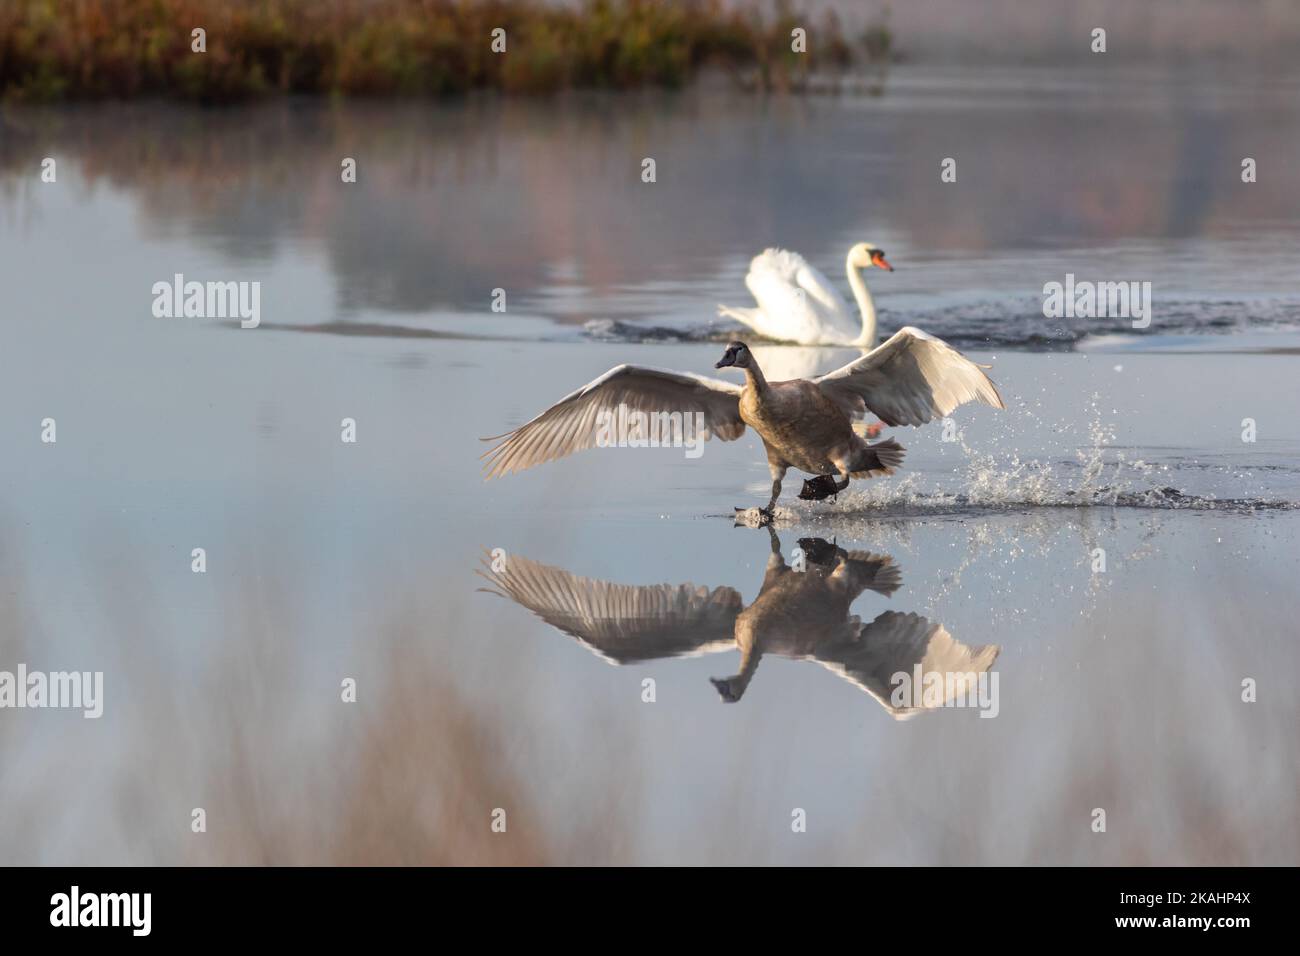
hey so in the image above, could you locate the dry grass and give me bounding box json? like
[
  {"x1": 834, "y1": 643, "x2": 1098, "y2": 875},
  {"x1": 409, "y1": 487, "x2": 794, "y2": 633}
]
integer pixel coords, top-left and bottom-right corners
[{"x1": 0, "y1": 0, "x2": 891, "y2": 102}]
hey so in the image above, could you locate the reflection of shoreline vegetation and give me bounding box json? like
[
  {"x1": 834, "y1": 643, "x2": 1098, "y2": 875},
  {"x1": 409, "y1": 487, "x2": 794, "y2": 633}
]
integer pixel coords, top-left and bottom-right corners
[{"x1": 0, "y1": 0, "x2": 894, "y2": 102}]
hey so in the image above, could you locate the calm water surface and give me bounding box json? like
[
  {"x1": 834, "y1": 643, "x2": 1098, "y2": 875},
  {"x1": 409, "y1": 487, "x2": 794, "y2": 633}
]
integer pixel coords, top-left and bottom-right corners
[{"x1": 0, "y1": 65, "x2": 1297, "y2": 864}]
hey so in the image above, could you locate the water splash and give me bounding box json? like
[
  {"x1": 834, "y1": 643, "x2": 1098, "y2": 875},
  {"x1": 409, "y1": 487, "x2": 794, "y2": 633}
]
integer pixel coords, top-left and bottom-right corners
[
  {"x1": 779, "y1": 398, "x2": 1296, "y2": 517},
  {"x1": 584, "y1": 296, "x2": 1300, "y2": 351}
]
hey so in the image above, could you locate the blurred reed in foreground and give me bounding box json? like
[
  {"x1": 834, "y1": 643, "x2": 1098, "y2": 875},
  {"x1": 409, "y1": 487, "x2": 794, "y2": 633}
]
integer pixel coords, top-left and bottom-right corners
[
  {"x1": 0, "y1": 0, "x2": 893, "y2": 102},
  {"x1": 0, "y1": 547, "x2": 1295, "y2": 865}
]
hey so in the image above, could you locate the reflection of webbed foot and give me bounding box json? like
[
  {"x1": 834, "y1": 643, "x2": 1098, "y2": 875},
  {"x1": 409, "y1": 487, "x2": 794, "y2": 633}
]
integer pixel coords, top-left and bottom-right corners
[
  {"x1": 710, "y1": 676, "x2": 743, "y2": 703},
  {"x1": 798, "y1": 475, "x2": 839, "y2": 501},
  {"x1": 733, "y1": 506, "x2": 774, "y2": 527},
  {"x1": 797, "y1": 537, "x2": 841, "y2": 567}
]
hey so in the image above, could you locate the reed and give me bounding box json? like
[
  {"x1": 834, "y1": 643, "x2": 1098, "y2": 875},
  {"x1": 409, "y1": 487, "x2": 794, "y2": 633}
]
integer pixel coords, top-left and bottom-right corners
[{"x1": 0, "y1": 0, "x2": 892, "y2": 103}]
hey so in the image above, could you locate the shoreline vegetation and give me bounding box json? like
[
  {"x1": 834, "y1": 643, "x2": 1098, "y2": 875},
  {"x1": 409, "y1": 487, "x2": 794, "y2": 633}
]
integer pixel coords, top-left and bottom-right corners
[{"x1": 0, "y1": 0, "x2": 895, "y2": 103}]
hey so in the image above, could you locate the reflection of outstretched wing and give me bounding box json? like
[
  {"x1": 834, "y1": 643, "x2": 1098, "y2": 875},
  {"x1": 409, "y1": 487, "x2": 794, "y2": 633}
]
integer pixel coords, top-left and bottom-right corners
[
  {"x1": 812, "y1": 611, "x2": 999, "y2": 720},
  {"x1": 477, "y1": 554, "x2": 742, "y2": 665},
  {"x1": 844, "y1": 550, "x2": 903, "y2": 597}
]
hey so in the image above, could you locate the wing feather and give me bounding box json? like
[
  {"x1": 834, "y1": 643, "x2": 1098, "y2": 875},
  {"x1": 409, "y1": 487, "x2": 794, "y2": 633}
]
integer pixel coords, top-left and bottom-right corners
[
  {"x1": 814, "y1": 326, "x2": 1004, "y2": 426},
  {"x1": 481, "y1": 365, "x2": 745, "y2": 479},
  {"x1": 791, "y1": 258, "x2": 847, "y2": 318},
  {"x1": 742, "y1": 248, "x2": 850, "y2": 342}
]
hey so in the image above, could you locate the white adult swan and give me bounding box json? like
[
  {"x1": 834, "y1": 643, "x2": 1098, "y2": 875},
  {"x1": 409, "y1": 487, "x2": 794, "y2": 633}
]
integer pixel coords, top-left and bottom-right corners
[{"x1": 717, "y1": 243, "x2": 893, "y2": 346}]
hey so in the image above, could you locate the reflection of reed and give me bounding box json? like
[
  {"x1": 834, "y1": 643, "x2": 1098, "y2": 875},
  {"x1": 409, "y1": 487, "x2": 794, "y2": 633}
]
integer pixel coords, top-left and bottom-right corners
[
  {"x1": 172, "y1": 582, "x2": 637, "y2": 865},
  {"x1": 88, "y1": 576, "x2": 643, "y2": 865},
  {"x1": 0, "y1": 542, "x2": 38, "y2": 864},
  {"x1": 0, "y1": 545, "x2": 1295, "y2": 864},
  {"x1": 199, "y1": 656, "x2": 557, "y2": 866}
]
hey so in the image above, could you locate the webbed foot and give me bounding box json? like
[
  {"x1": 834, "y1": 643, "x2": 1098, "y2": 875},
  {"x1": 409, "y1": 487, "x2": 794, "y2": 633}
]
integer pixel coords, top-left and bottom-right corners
[{"x1": 798, "y1": 475, "x2": 839, "y2": 501}]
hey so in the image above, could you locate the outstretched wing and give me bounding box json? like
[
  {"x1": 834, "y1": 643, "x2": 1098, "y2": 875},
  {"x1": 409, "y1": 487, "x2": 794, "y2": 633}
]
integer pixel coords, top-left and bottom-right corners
[
  {"x1": 477, "y1": 553, "x2": 742, "y2": 664},
  {"x1": 814, "y1": 326, "x2": 1004, "y2": 426},
  {"x1": 481, "y1": 365, "x2": 745, "y2": 479},
  {"x1": 812, "y1": 610, "x2": 1000, "y2": 719}
]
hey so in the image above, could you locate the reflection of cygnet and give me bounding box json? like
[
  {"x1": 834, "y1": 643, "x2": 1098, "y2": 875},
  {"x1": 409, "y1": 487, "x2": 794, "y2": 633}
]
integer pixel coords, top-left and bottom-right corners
[{"x1": 478, "y1": 528, "x2": 998, "y2": 719}]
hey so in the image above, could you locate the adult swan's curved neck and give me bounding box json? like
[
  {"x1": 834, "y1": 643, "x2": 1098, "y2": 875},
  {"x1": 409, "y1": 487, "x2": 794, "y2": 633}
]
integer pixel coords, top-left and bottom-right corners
[{"x1": 845, "y1": 250, "x2": 878, "y2": 347}]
